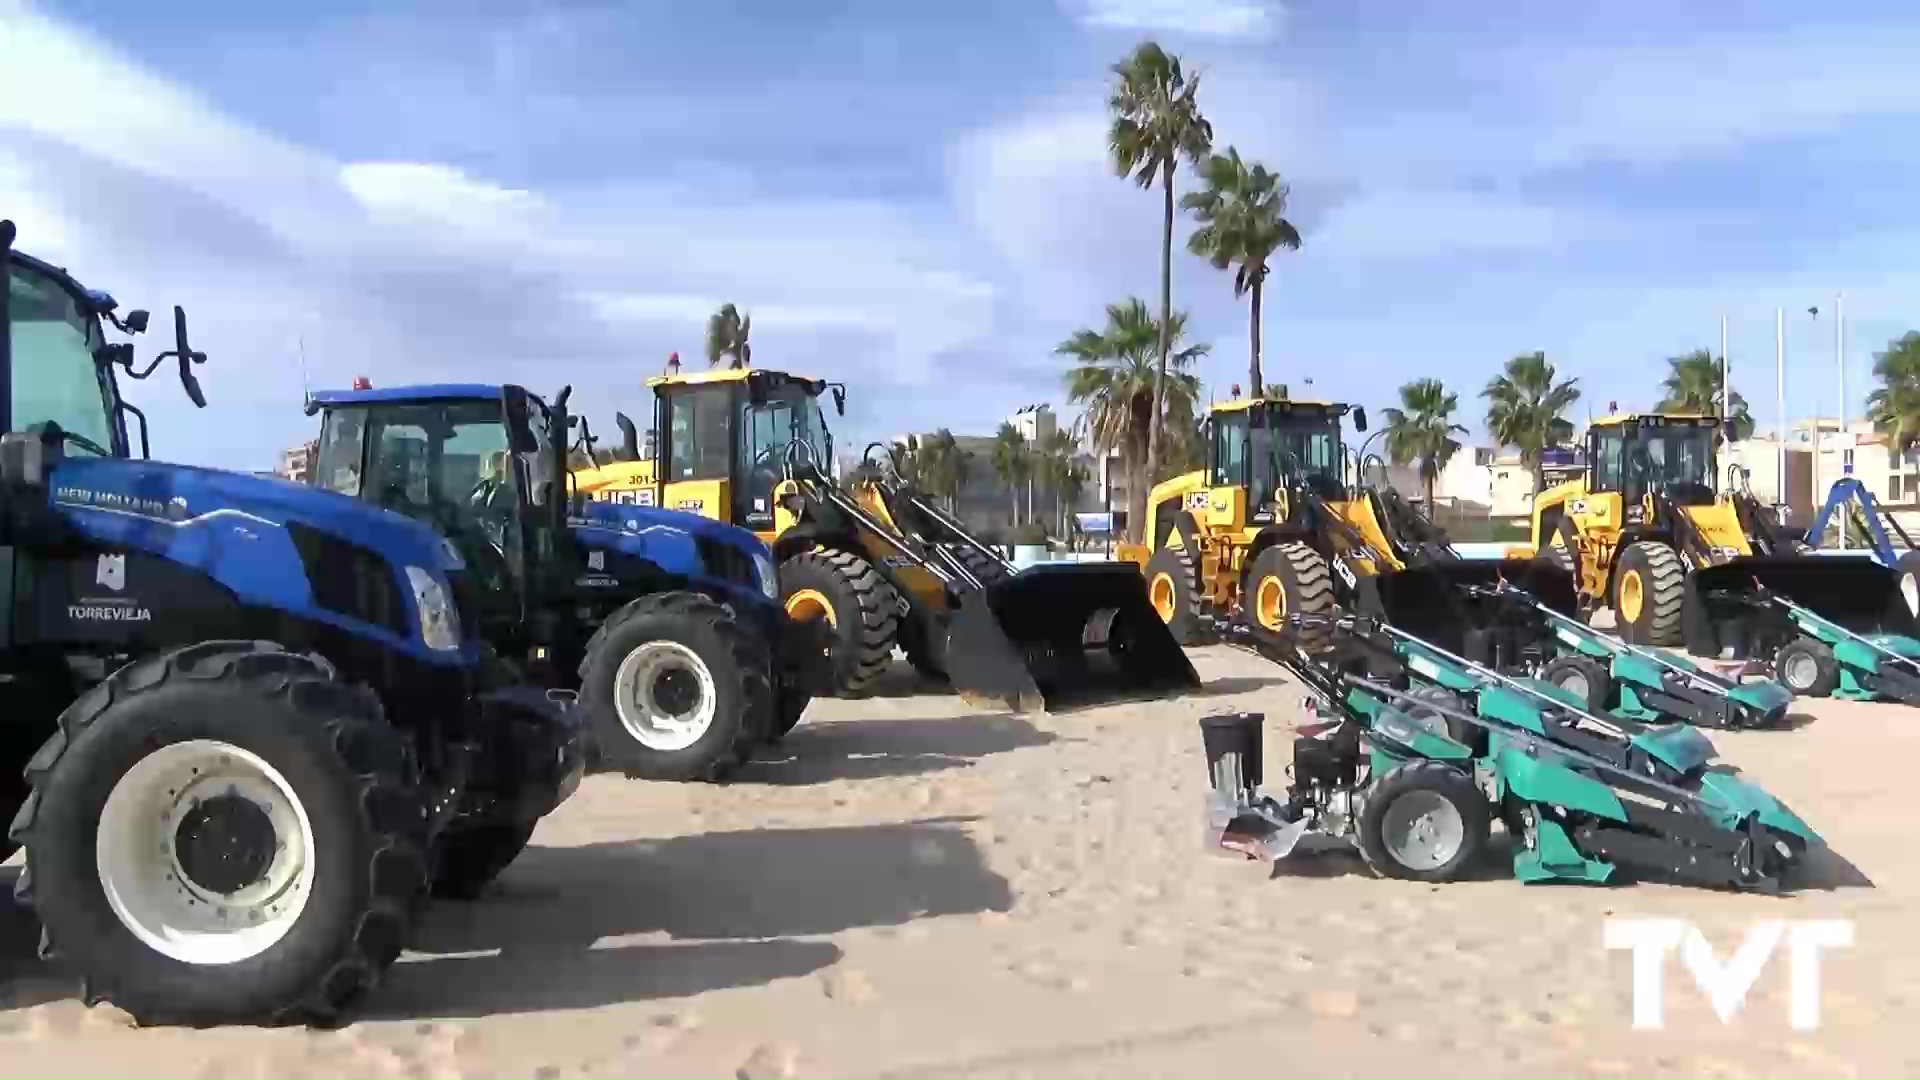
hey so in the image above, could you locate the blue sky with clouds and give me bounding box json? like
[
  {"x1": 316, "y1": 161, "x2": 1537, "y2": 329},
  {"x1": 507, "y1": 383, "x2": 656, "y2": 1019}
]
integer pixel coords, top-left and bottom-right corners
[{"x1": 6, "y1": 0, "x2": 1920, "y2": 468}]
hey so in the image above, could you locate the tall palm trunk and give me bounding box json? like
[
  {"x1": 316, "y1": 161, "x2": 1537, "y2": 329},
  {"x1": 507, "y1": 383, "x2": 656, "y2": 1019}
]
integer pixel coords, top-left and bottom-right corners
[
  {"x1": 1141, "y1": 165, "x2": 1174, "y2": 543},
  {"x1": 1425, "y1": 468, "x2": 1436, "y2": 518},
  {"x1": 1248, "y1": 267, "x2": 1264, "y2": 394}
]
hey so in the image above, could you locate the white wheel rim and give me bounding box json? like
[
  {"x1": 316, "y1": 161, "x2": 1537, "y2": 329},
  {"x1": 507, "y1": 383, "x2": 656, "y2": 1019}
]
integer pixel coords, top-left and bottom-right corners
[
  {"x1": 96, "y1": 739, "x2": 316, "y2": 966},
  {"x1": 612, "y1": 641, "x2": 718, "y2": 752},
  {"x1": 1556, "y1": 671, "x2": 1590, "y2": 697},
  {"x1": 1903, "y1": 573, "x2": 1918, "y2": 619},
  {"x1": 1382, "y1": 789, "x2": 1465, "y2": 871},
  {"x1": 1784, "y1": 652, "x2": 1819, "y2": 690}
]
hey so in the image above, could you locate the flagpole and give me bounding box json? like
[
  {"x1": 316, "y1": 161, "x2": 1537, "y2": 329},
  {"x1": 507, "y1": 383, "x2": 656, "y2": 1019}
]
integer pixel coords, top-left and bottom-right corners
[
  {"x1": 1776, "y1": 307, "x2": 1787, "y2": 507},
  {"x1": 1837, "y1": 291, "x2": 1848, "y2": 549}
]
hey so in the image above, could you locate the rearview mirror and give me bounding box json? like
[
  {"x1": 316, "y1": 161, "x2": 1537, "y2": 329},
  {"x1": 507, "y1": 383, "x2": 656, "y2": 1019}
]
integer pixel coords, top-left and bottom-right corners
[
  {"x1": 1352, "y1": 407, "x2": 1367, "y2": 432},
  {"x1": 124, "y1": 309, "x2": 149, "y2": 334},
  {"x1": 831, "y1": 385, "x2": 846, "y2": 416}
]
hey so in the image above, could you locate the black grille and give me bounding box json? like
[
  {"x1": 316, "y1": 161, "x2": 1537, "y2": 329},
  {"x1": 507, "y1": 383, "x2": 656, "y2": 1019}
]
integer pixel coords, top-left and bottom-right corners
[
  {"x1": 696, "y1": 536, "x2": 758, "y2": 590},
  {"x1": 287, "y1": 522, "x2": 409, "y2": 636}
]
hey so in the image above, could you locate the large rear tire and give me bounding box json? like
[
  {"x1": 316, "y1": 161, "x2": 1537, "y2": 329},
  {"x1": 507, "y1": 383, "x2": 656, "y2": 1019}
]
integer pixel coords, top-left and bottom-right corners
[
  {"x1": 1144, "y1": 545, "x2": 1202, "y2": 645},
  {"x1": 9, "y1": 641, "x2": 428, "y2": 1028},
  {"x1": 1613, "y1": 541, "x2": 1685, "y2": 646},
  {"x1": 579, "y1": 592, "x2": 770, "y2": 782},
  {"x1": 780, "y1": 548, "x2": 900, "y2": 696},
  {"x1": 1245, "y1": 542, "x2": 1337, "y2": 650}
]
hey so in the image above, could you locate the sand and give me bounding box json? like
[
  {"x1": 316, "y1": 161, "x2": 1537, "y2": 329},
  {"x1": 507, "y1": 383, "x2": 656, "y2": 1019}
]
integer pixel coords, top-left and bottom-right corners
[{"x1": 3, "y1": 645, "x2": 1915, "y2": 1078}]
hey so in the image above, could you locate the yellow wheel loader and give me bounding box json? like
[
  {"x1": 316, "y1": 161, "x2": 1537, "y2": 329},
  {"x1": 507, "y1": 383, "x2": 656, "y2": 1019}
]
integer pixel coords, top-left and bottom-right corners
[
  {"x1": 1119, "y1": 396, "x2": 1573, "y2": 661},
  {"x1": 570, "y1": 367, "x2": 1197, "y2": 712},
  {"x1": 1517, "y1": 411, "x2": 1910, "y2": 654}
]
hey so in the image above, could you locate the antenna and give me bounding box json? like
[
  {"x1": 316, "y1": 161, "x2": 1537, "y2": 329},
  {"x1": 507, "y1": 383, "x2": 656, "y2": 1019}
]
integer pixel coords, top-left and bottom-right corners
[{"x1": 297, "y1": 336, "x2": 312, "y2": 407}]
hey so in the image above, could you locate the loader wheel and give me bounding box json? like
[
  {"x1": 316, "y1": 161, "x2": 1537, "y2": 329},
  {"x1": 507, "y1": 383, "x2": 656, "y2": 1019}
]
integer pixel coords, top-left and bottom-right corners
[
  {"x1": 9, "y1": 641, "x2": 428, "y2": 1027},
  {"x1": 1538, "y1": 654, "x2": 1613, "y2": 713},
  {"x1": 430, "y1": 820, "x2": 536, "y2": 901},
  {"x1": 952, "y1": 545, "x2": 1012, "y2": 587},
  {"x1": 579, "y1": 592, "x2": 770, "y2": 781},
  {"x1": 896, "y1": 613, "x2": 947, "y2": 680},
  {"x1": 1613, "y1": 541, "x2": 1685, "y2": 646},
  {"x1": 1357, "y1": 760, "x2": 1490, "y2": 883},
  {"x1": 1774, "y1": 638, "x2": 1839, "y2": 697},
  {"x1": 780, "y1": 548, "x2": 900, "y2": 696},
  {"x1": 1144, "y1": 546, "x2": 1201, "y2": 645},
  {"x1": 1246, "y1": 542, "x2": 1337, "y2": 650}
]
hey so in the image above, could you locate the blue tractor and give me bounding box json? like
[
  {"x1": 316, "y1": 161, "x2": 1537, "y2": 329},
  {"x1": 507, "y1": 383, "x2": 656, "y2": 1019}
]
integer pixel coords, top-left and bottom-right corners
[
  {"x1": 301, "y1": 381, "x2": 817, "y2": 781},
  {"x1": 0, "y1": 220, "x2": 585, "y2": 1026}
]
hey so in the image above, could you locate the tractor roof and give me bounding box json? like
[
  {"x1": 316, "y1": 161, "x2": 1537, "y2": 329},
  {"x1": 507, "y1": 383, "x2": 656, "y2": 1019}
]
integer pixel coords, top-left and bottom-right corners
[
  {"x1": 307, "y1": 384, "x2": 503, "y2": 409},
  {"x1": 1210, "y1": 397, "x2": 1345, "y2": 415},
  {"x1": 1590, "y1": 412, "x2": 1719, "y2": 427},
  {"x1": 646, "y1": 367, "x2": 822, "y2": 389}
]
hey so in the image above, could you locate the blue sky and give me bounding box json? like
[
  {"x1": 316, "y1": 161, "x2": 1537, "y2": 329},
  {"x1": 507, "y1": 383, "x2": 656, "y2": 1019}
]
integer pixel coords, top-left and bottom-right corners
[{"x1": 7, "y1": 0, "x2": 1920, "y2": 468}]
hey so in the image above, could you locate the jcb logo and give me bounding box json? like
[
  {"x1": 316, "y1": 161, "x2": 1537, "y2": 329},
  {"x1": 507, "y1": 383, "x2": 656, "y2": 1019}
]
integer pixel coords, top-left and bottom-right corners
[
  {"x1": 1333, "y1": 558, "x2": 1358, "y2": 590},
  {"x1": 1185, "y1": 492, "x2": 1209, "y2": 510}
]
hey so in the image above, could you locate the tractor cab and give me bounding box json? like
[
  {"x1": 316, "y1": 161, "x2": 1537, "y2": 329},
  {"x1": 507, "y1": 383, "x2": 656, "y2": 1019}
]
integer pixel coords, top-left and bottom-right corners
[
  {"x1": 305, "y1": 384, "x2": 568, "y2": 653},
  {"x1": 638, "y1": 367, "x2": 842, "y2": 538},
  {"x1": 1202, "y1": 397, "x2": 1360, "y2": 528},
  {"x1": 1587, "y1": 413, "x2": 1722, "y2": 510}
]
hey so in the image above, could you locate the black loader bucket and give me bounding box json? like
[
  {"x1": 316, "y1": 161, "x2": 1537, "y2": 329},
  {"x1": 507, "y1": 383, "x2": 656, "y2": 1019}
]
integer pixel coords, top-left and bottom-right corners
[
  {"x1": 1683, "y1": 555, "x2": 1915, "y2": 658},
  {"x1": 942, "y1": 561, "x2": 1200, "y2": 713},
  {"x1": 1369, "y1": 558, "x2": 1578, "y2": 666}
]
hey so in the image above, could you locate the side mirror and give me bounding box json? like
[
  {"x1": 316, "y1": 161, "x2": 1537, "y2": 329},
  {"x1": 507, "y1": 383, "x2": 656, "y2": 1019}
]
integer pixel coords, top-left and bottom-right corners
[
  {"x1": 165, "y1": 307, "x2": 207, "y2": 409},
  {"x1": 831, "y1": 385, "x2": 846, "y2": 416},
  {"x1": 124, "y1": 309, "x2": 150, "y2": 334},
  {"x1": 1352, "y1": 407, "x2": 1368, "y2": 432}
]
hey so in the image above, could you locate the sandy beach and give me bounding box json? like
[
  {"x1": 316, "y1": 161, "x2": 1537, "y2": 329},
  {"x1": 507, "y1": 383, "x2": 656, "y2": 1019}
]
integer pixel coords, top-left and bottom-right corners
[{"x1": 2, "y1": 645, "x2": 1913, "y2": 1079}]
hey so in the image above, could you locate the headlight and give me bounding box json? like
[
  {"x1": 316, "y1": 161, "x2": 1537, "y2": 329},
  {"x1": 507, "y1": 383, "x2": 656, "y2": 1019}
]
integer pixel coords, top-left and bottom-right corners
[
  {"x1": 752, "y1": 552, "x2": 779, "y2": 600},
  {"x1": 405, "y1": 565, "x2": 462, "y2": 651}
]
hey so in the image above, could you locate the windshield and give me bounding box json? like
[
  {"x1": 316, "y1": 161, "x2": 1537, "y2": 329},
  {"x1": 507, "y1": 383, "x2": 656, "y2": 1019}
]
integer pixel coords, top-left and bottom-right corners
[
  {"x1": 743, "y1": 383, "x2": 832, "y2": 475},
  {"x1": 1213, "y1": 406, "x2": 1345, "y2": 508},
  {"x1": 340, "y1": 399, "x2": 519, "y2": 585},
  {"x1": 1636, "y1": 422, "x2": 1716, "y2": 490},
  {"x1": 5, "y1": 260, "x2": 118, "y2": 454}
]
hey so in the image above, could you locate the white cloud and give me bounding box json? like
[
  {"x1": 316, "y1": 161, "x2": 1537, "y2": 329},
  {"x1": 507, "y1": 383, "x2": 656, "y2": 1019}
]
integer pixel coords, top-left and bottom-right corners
[
  {"x1": 0, "y1": 2, "x2": 1004, "y2": 467},
  {"x1": 1063, "y1": 0, "x2": 1282, "y2": 39}
]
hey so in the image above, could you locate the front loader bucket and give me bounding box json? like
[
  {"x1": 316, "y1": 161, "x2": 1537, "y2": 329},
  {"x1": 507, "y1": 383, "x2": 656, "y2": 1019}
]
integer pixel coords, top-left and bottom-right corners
[
  {"x1": 1371, "y1": 558, "x2": 1578, "y2": 662},
  {"x1": 1684, "y1": 555, "x2": 1916, "y2": 656},
  {"x1": 942, "y1": 561, "x2": 1200, "y2": 713}
]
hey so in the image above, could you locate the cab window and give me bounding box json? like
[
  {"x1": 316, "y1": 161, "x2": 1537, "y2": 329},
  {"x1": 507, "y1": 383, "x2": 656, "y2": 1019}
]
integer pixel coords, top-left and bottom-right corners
[
  {"x1": 1591, "y1": 427, "x2": 1626, "y2": 491},
  {"x1": 6, "y1": 262, "x2": 117, "y2": 453},
  {"x1": 666, "y1": 385, "x2": 733, "y2": 481},
  {"x1": 1210, "y1": 413, "x2": 1248, "y2": 486},
  {"x1": 314, "y1": 407, "x2": 368, "y2": 496}
]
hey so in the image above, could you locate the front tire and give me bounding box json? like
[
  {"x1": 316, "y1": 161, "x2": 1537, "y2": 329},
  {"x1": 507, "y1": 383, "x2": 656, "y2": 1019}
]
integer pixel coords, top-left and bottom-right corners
[
  {"x1": 1144, "y1": 545, "x2": 1201, "y2": 645},
  {"x1": 9, "y1": 641, "x2": 428, "y2": 1028},
  {"x1": 1613, "y1": 541, "x2": 1685, "y2": 646},
  {"x1": 1774, "y1": 637, "x2": 1840, "y2": 697},
  {"x1": 1245, "y1": 542, "x2": 1337, "y2": 650},
  {"x1": 1538, "y1": 654, "x2": 1613, "y2": 713},
  {"x1": 579, "y1": 592, "x2": 771, "y2": 782},
  {"x1": 779, "y1": 548, "x2": 900, "y2": 697},
  {"x1": 1356, "y1": 760, "x2": 1490, "y2": 883}
]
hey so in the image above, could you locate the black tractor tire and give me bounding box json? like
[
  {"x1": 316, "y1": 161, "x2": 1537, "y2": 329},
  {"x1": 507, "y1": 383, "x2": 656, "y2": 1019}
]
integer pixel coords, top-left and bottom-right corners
[
  {"x1": 768, "y1": 683, "x2": 812, "y2": 743},
  {"x1": 8, "y1": 641, "x2": 428, "y2": 1028},
  {"x1": 1144, "y1": 545, "x2": 1202, "y2": 645},
  {"x1": 1538, "y1": 654, "x2": 1614, "y2": 714},
  {"x1": 778, "y1": 548, "x2": 900, "y2": 696},
  {"x1": 1244, "y1": 542, "x2": 1337, "y2": 651},
  {"x1": 1612, "y1": 541, "x2": 1686, "y2": 646},
  {"x1": 1773, "y1": 637, "x2": 1840, "y2": 698},
  {"x1": 579, "y1": 591, "x2": 771, "y2": 782},
  {"x1": 1356, "y1": 759, "x2": 1491, "y2": 884},
  {"x1": 1399, "y1": 684, "x2": 1482, "y2": 756},
  {"x1": 430, "y1": 820, "x2": 536, "y2": 901}
]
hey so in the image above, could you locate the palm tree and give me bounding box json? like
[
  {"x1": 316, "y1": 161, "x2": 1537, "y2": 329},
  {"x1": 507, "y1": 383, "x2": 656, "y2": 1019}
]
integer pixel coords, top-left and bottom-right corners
[
  {"x1": 1382, "y1": 378, "x2": 1468, "y2": 512},
  {"x1": 1109, "y1": 41, "x2": 1212, "y2": 508},
  {"x1": 1482, "y1": 351, "x2": 1583, "y2": 491},
  {"x1": 1036, "y1": 427, "x2": 1083, "y2": 537},
  {"x1": 889, "y1": 434, "x2": 922, "y2": 486},
  {"x1": 1182, "y1": 147, "x2": 1301, "y2": 394},
  {"x1": 1059, "y1": 298, "x2": 1208, "y2": 541},
  {"x1": 991, "y1": 422, "x2": 1031, "y2": 526},
  {"x1": 918, "y1": 428, "x2": 965, "y2": 510},
  {"x1": 1657, "y1": 348, "x2": 1754, "y2": 441},
  {"x1": 705, "y1": 303, "x2": 752, "y2": 369},
  {"x1": 1867, "y1": 332, "x2": 1920, "y2": 451}
]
